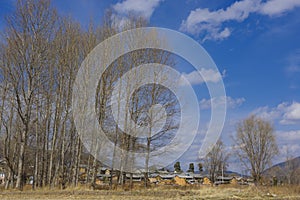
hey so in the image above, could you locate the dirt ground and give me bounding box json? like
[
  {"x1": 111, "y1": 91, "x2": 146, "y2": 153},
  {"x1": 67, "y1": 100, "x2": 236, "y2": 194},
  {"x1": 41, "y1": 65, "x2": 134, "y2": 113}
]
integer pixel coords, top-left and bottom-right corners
[{"x1": 0, "y1": 185, "x2": 300, "y2": 199}]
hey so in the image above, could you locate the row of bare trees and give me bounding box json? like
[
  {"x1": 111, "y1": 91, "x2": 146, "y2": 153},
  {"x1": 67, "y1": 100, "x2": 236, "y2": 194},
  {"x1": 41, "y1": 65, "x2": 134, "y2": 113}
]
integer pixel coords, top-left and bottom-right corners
[
  {"x1": 0, "y1": 0, "x2": 97, "y2": 190},
  {"x1": 0, "y1": 0, "x2": 178, "y2": 190}
]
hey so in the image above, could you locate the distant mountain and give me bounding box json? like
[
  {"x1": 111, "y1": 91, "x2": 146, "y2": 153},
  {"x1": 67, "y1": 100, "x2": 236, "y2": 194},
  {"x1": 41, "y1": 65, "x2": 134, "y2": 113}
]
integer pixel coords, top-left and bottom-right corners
[
  {"x1": 263, "y1": 156, "x2": 300, "y2": 184},
  {"x1": 265, "y1": 156, "x2": 300, "y2": 173},
  {"x1": 224, "y1": 170, "x2": 242, "y2": 177}
]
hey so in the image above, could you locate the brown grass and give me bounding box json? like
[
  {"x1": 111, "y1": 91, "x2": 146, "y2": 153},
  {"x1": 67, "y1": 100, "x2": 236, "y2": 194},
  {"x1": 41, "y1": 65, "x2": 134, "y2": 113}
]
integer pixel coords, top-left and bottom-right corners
[{"x1": 0, "y1": 184, "x2": 299, "y2": 199}]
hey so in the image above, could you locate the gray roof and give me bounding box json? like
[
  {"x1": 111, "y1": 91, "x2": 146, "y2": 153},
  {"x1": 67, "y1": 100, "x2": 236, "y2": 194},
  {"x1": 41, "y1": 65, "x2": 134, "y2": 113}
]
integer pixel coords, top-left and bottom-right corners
[
  {"x1": 97, "y1": 174, "x2": 111, "y2": 178},
  {"x1": 192, "y1": 174, "x2": 205, "y2": 178},
  {"x1": 157, "y1": 174, "x2": 175, "y2": 179},
  {"x1": 125, "y1": 174, "x2": 144, "y2": 178},
  {"x1": 176, "y1": 174, "x2": 194, "y2": 179},
  {"x1": 216, "y1": 176, "x2": 233, "y2": 181},
  {"x1": 156, "y1": 170, "x2": 169, "y2": 174}
]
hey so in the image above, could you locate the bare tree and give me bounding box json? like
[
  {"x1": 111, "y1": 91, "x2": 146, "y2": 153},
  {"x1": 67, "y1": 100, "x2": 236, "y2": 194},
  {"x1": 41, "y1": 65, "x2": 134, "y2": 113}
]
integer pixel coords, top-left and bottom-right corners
[
  {"x1": 203, "y1": 140, "x2": 228, "y2": 183},
  {"x1": 234, "y1": 115, "x2": 278, "y2": 183},
  {"x1": 83, "y1": 12, "x2": 179, "y2": 188},
  {"x1": 1, "y1": 0, "x2": 58, "y2": 189},
  {"x1": 0, "y1": 81, "x2": 19, "y2": 189}
]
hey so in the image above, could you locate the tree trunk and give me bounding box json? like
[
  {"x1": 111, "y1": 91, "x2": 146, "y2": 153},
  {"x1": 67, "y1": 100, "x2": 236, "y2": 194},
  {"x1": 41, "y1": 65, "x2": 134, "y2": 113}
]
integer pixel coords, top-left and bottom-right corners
[{"x1": 16, "y1": 129, "x2": 26, "y2": 190}]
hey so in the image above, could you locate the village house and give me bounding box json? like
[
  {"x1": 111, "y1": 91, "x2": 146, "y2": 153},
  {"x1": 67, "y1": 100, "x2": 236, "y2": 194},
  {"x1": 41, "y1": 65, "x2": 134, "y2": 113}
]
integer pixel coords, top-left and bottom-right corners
[
  {"x1": 214, "y1": 176, "x2": 248, "y2": 185},
  {"x1": 75, "y1": 163, "x2": 252, "y2": 187}
]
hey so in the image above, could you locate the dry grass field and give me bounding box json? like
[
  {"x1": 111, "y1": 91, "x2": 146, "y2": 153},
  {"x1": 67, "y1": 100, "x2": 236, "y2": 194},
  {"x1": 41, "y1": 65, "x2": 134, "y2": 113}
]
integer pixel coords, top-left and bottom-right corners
[{"x1": 1, "y1": 184, "x2": 300, "y2": 200}]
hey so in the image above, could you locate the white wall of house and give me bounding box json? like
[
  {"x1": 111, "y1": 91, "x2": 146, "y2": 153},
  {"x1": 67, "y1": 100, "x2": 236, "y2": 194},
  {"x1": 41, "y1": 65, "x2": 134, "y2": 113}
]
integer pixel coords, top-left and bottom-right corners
[{"x1": 0, "y1": 172, "x2": 5, "y2": 184}]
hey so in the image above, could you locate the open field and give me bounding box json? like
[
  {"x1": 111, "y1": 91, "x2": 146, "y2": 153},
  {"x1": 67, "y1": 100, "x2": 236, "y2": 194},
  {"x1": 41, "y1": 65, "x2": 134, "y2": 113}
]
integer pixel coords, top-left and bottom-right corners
[{"x1": 1, "y1": 185, "x2": 300, "y2": 200}]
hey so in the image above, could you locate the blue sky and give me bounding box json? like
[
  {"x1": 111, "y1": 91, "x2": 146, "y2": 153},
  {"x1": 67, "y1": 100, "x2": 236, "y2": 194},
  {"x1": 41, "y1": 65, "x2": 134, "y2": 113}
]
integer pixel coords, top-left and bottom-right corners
[{"x1": 1, "y1": 0, "x2": 300, "y2": 172}]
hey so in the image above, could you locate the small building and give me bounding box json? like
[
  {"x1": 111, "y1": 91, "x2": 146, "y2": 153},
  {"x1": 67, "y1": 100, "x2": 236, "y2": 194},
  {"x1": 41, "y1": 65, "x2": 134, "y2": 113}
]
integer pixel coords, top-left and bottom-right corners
[
  {"x1": 148, "y1": 174, "x2": 175, "y2": 185},
  {"x1": 148, "y1": 177, "x2": 159, "y2": 184},
  {"x1": 97, "y1": 174, "x2": 111, "y2": 181},
  {"x1": 215, "y1": 176, "x2": 233, "y2": 185},
  {"x1": 230, "y1": 177, "x2": 238, "y2": 185},
  {"x1": 215, "y1": 176, "x2": 246, "y2": 185},
  {"x1": 156, "y1": 174, "x2": 175, "y2": 180},
  {"x1": 125, "y1": 173, "x2": 144, "y2": 182},
  {"x1": 192, "y1": 174, "x2": 205, "y2": 183},
  {"x1": 156, "y1": 169, "x2": 170, "y2": 174}
]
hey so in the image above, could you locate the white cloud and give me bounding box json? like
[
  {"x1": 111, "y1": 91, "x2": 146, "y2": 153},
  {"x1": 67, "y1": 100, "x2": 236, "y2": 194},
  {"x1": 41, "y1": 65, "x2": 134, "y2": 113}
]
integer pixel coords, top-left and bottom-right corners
[
  {"x1": 276, "y1": 130, "x2": 300, "y2": 157},
  {"x1": 180, "y1": 69, "x2": 225, "y2": 85},
  {"x1": 226, "y1": 96, "x2": 246, "y2": 109},
  {"x1": 112, "y1": 0, "x2": 163, "y2": 20},
  {"x1": 252, "y1": 101, "x2": 300, "y2": 125},
  {"x1": 180, "y1": 0, "x2": 300, "y2": 41},
  {"x1": 260, "y1": 0, "x2": 300, "y2": 16},
  {"x1": 282, "y1": 102, "x2": 300, "y2": 124},
  {"x1": 200, "y1": 96, "x2": 245, "y2": 110},
  {"x1": 276, "y1": 130, "x2": 300, "y2": 141},
  {"x1": 216, "y1": 27, "x2": 231, "y2": 39},
  {"x1": 280, "y1": 143, "x2": 300, "y2": 155},
  {"x1": 204, "y1": 27, "x2": 231, "y2": 41},
  {"x1": 180, "y1": 0, "x2": 261, "y2": 40},
  {"x1": 199, "y1": 98, "x2": 211, "y2": 110},
  {"x1": 251, "y1": 105, "x2": 282, "y2": 121},
  {"x1": 110, "y1": 14, "x2": 131, "y2": 30}
]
